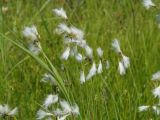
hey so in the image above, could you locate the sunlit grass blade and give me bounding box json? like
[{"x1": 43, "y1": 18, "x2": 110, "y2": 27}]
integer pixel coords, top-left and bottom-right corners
[{"x1": 4, "y1": 56, "x2": 30, "y2": 80}]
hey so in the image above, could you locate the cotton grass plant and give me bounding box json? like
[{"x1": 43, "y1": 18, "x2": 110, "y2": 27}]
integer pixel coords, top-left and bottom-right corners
[
  {"x1": 138, "y1": 71, "x2": 160, "y2": 115},
  {"x1": 53, "y1": 7, "x2": 110, "y2": 84},
  {"x1": 0, "y1": 104, "x2": 18, "y2": 119},
  {"x1": 138, "y1": 0, "x2": 160, "y2": 116},
  {"x1": 36, "y1": 94, "x2": 79, "y2": 119},
  {"x1": 1, "y1": 0, "x2": 160, "y2": 119}
]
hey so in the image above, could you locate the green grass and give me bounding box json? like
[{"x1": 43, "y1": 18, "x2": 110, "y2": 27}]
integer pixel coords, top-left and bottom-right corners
[{"x1": 1, "y1": 0, "x2": 160, "y2": 119}]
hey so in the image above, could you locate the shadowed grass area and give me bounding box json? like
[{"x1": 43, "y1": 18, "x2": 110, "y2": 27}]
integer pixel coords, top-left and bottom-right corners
[{"x1": 1, "y1": 0, "x2": 160, "y2": 119}]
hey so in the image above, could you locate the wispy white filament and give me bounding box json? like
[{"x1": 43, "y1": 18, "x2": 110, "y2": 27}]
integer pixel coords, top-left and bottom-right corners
[
  {"x1": 112, "y1": 39, "x2": 122, "y2": 54},
  {"x1": 84, "y1": 45, "x2": 93, "y2": 59},
  {"x1": 57, "y1": 114, "x2": 69, "y2": 120},
  {"x1": 151, "y1": 71, "x2": 160, "y2": 81},
  {"x1": 69, "y1": 38, "x2": 87, "y2": 48},
  {"x1": 152, "y1": 86, "x2": 160, "y2": 98},
  {"x1": 58, "y1": 23, "x2": 70, "y2": 34},
  {"x1": 143, "y1": 0, "x2": 155, "y2": 10},
  {"x1": 97, "y1": 47, "x2": 103, "y2": 58},
  {"x1": 0, "y1": 104, "x2": 18, "y2": 117},
  {"x1": 70, "y1": 26, "x2": 84, "y2": 39},
  {"x1": 56, "y1": 24, "x2": 84, "y2": 40},
  {"x1": 97, "y1": 60, "x2": 103, "y2": 74},
  {"x1": 80, "y1": 71, "x2": 85, "y2": 84},
  {"x1": 75, "y1": 53, "x2": 83, "y2": 62},
  {"x1": 36, "y1": 109, "x2": 53, "y2": 119},
  {"x1": 86, "y1": 62, "x2": 97, "y2": 80},
  {"x1": 118, "y1": 55, "x2": 130, "y2": 75},
  {"x1": 0, "y1": 104, "x2": 9, "y2": 115},
  {"x1": 8, "y1": 107, "x2": 18, "y2": 116},
  {"x1": 53, "y1": 8, "x2": 68, "y2": 19},
  {"x1": 38, "y1": 95, "x2": 79, "y2": 120},
  {"x1": 60, "y1": 100, "x2": 72, "y2": 114},
  {"x1": 118, "y1": 61, "x2": 126, "y2": 75},
  {"x1": 54, "y1": 108, "x2": 65, "y2": 116},
  {"x1": 138, "y1": 105, "x2": 150, "y2": 112},
  {"x1": 43, "y1": 94, "x2": 58, "y2": 108},
  {"x1": 70, "y1": 104, "x2": 80, "y2": 115},
  {"x1": 61, "y1": 47, "x2": 70, "y2": 60},
  {"x1": 121, "y1": 54, "x2": 130, "y2": 69},
  {"x1": 22, "y1": 25, "x2": 39, "y2": 41}
]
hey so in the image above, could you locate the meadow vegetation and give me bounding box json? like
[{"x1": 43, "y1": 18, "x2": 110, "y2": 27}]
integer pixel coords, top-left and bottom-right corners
[{"x1": 1, "y1": 0, "x2": 160, "y2": 119}]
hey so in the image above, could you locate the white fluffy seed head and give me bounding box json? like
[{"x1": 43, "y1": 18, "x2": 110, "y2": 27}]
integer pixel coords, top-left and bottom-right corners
[
  {"x1": 118, "y1": 61, "x2": 126, "y2": 75},
  {"x1": 118, "y1": 54, "x2": 130, "y2": 75},
  {"x1": 75, "y1": 53, "x2": 83, "y2": 62},
  {"x1": 53, "y1": 8, "x2": 68, "y2": 19},
  {"x1": 69, "y1": 38, "x2": 87, "y2": 48},
  {"x1": 61, "y1": 47, "x2": 70, "y2": 60},
  {"x1": 57, "y1": 23, "x2": 70, "y2": 34},
  {"x1": 0, "y1": 104, "x2": 9, "y2": 115},
  {"x1": 8, "y1": 107, "x2": 18, "y2": 116},
  {"x1": 0, "y1": 104, "x2": 18, "y2": 117},
  {"x1": 97, "y1": 60, "x2": 103, "y2": 74},
  {"x1": 22, "y1": 25, "x2": 39, "y2": 41},
  {"x1": 151, "y1": 71, "x2": 160, "y2": 81},
  {"x1": 80, "y1": 70, "x2": 85, "y2": 84},
  {"x1": 43, "y1": 94, "x2": 58, "y2": 108},
  {"x1": 121, "y1": 54, "x2": 130, "y2": 69},
  {"x1": 60, "y1": 100, "x2": 71, "y2": 113},
  {"x1": 71, "y1": 104, "x2": 80, "y2": 115},
  {"x1": 86, "y1": 62, "x2": 97, "y2": 80},
  {"x1": 77, "y1": 39, "x2": 87, "y2": 48},
  {"x1": 37, "y1": 109, "x2": 53, "y2": 119},
  {"x1": 138, "y1": 105, "x2": 150, "y2": 112},
  {"x1": 69, "y1": 26, "x2": 84, "y2": 39},
  {"x1": 112, "y1": 39, "x2": 122, "y2": 54},
  {"x1": 84, "y1": 45, "x2": 93, "y2": 59},
  {"x1": 143, "y1": 0, "x2": 155, "y2": 10},
  {"x1": 53, "y1": 109, "x2": 63, "y2": 116},
  {"x1": 28, "y1": 43, "x2": 41, "y2": 55},
  {"x1": 57, "y1": 114, "x2": 69, "y2": 120},
  {"x1": 152, "y1": 86, "x2": 160, "y2": 98},
  {"x1": 97, "y1": 47, "x2": 103, "y2": 58}
]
